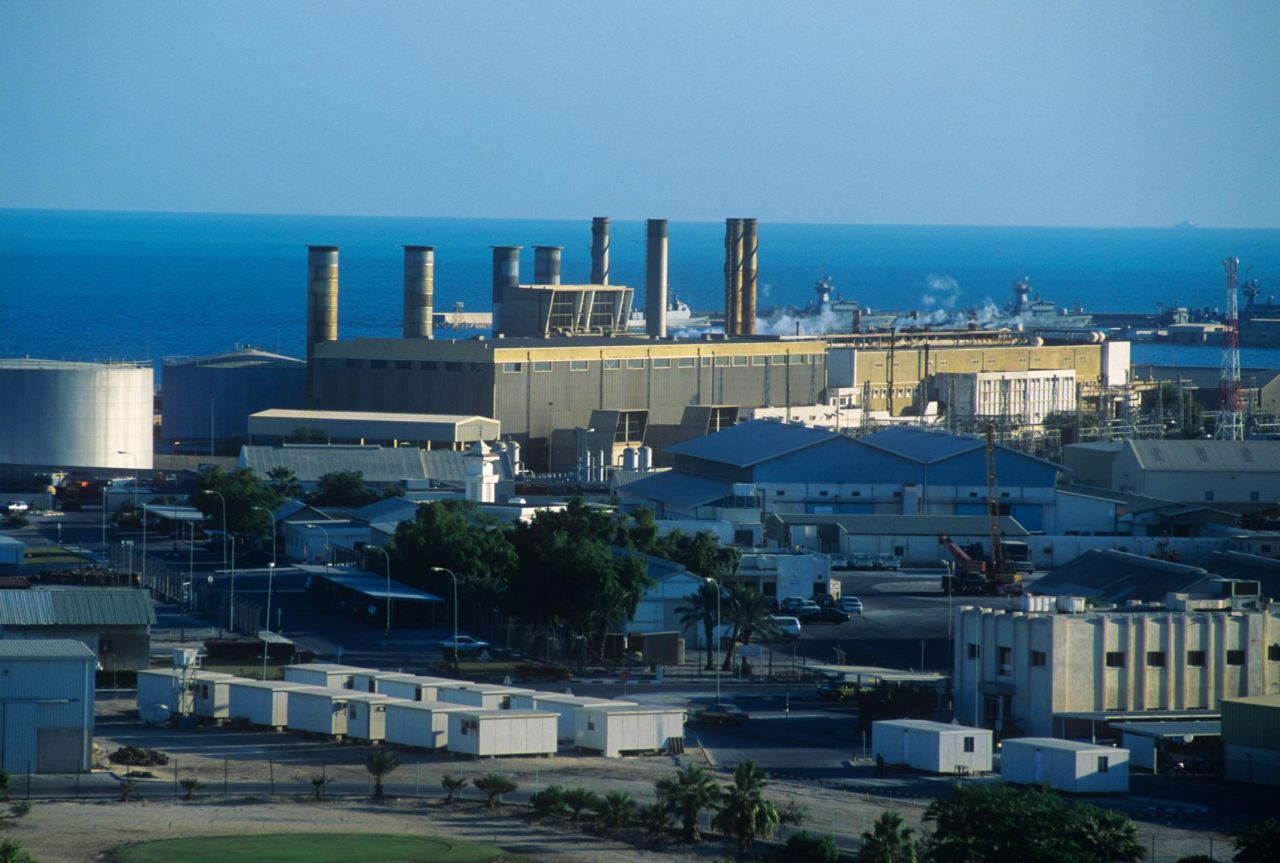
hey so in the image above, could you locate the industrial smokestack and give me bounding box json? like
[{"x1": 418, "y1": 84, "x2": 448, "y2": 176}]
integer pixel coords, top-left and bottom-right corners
[
  {"x1": 403, "y1": 246, "x2": 434, "y2": 339},
  {"x1": 306, "y1": 245, "x2": 339, "y2": 404},
  {"x1": 741, "y1": 218, "x2": 758, "y2": 335},
  {"x1": 645, "y1": 219, "x2": 669, "y2": 338},
  {"x1": 533, "y1": 246, "x2": 562, "y2": 285},
  {"x1": 724, "y1": 219, "x2": 744, "y2": 335},
  {"x1": 491, "y1": 246, "x2": 521, "y2": 335},
  {"x1": 590, "y1": 217, "x2": 610, "y2": 284}
]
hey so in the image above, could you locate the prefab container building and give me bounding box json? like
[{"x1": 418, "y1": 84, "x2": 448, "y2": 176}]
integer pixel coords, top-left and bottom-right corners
[
  {"x1": 286, "y1": 686, "x2": 363, "y2": 738},
  {"x1": 1001, "y1": 738, "x2": 1129, "y2": 793},
  {"x1": 0, "y1": 639, "x2": 95, "y2": 773},
  {"x1": 344, "y1": 692, "x2": 392, "y2": 742},
  {"x1": 438, "y1": 683, "x2": 534, "y2": 710},
  {"x1": 573, "y1": 704, "x2": 686, "y2": 757},
  {"x1": 282, "y1": 663, "x2": 360, "y2": 689},
  {"x1": 192, "y1": 672, "x2": 241, "y2": 721},
  {"x1": 228, "y1": 680, "x2": 308, "y2": 729},
  {"x1": 871, "y1": 719, "x2": 992, "y2": 775},
  {"x1": 508, "y1": 692, "x2": 634, "y2": 742},
  {"x1": 446, "y1": 709, "x2": 558, "y2": 758},
  {"x1": 351, "y1": 670, "x2": 406, "y2": 693},
  {"x1": 136, "y1": 668, "x2": 190, "y2": 723},
  {"x1": 375, "y1": 674, "x2": 473, "y2": 702},
  {"x1": 384, "y1": 700, "x2": 469, "y2": 750}
]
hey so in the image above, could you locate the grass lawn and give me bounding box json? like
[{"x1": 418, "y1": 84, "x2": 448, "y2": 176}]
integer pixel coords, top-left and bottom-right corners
[{"x1": 111, "y1": 832, "x2": 512, "y2": 863}]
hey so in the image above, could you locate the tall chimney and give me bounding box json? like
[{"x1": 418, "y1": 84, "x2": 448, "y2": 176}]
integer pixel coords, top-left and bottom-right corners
[
  {"x1": 741, "y1": 218, "x2": 758, "y2": 335},
  {"x1": 533, "y1": 246, "x2": 562, "y2": 285},
  {"x1": 491, "y1": 246, "x2": 521, "y2": 335},
  {"x1": 403, "y1": 246, "x2": 434, "y2": 339},
  {"x1": 645, "y1": 219, "x2": 669, "y2": 338},
  {"x1": 724, "y1": 219, "x2": 744, "y2": 335},
  {"x1": 590, "y1": 216, "x2": 610, "y2": 284},
  {"x1": 306, "y1": 245, "x2": 339, "y2": 404}
]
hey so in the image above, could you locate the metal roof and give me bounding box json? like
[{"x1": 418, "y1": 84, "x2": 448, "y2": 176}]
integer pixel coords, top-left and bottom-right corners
[
  {"x1": 1126, "y1": 439, "x2": 1280, "y2": 472},
  {"x1": 163, "y1": 349, "x2": 304, "y2": 369},
  {"x1": 316, "y1": 572, "x2": 443, "y2": 603},
  {"x1": 665, "y1": 419, "x2": 841, "y2": 467},
  {"x1": 860, "y1": 426, "x2": 983, "y2": 463},
  {"x1": 617, "y1": 471, "x2": 733, "y2": 509},
  {"x1": 0, "y1": 639, "x2": 96, "y2": 660},
  {"x1": 0, "y1": 589, "x2": 155, "y2": 626},
  {"x1": 1110, "y1": 721, "x2": 1221, "y2": 739},
  {"x1": 240, "y1": 444, "x2": 429, "y2": 483},
  {"x1": 768, "y1": 512, "x2": 1030, "y2": 537},
  {"x1": 1031, "y1": 550, "x2": 1208, "y2": 603},
  {"x1": 251, "y1": 408, "x2": 496, "y2": 426},
  {"x1": 1005, "y1": 737, "x2": 1120, "y2": 751}
]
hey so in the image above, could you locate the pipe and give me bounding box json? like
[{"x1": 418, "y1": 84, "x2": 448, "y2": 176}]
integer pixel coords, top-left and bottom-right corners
[
  {"x1": 305, "y1": 245, "x2": 339, "y2": 404},
  {"x1": 533, "y1": 245, "x2": 562, "y2": 285},
  {"x1": 590, "y1": 217, "x2": 610, "y2": 285},
  {"x1": 402, "y1": 246, "x2": 434, "y2": 339},
  {"x1": 490, "y1": 246, "x2": 521, "y2": 335},
  {"x1": 645, "y1": 219, "x2": 669, "y2": 338},
  {"x1": 724, "y1": 219, "x2": 743, "y2": 335},
  {"x1": 741, "y1": 218, "x2": 758, "y2": 335}
]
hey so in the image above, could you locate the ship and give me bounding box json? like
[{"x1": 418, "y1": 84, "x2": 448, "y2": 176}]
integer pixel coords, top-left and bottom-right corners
[
  {"x1": 759, "y1": 276, "x2": 897, "y2": 332},
  {"x1": 1002, "y1": 277, "x2": 1094, "y2": 329},
  {"x1": 626, "y1": 295, "x2": 714, "y2": 332}
]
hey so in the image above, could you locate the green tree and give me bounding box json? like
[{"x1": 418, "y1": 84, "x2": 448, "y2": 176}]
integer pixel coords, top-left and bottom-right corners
[
  {"x1": 265, "y1": 465, "x2": 303, "y2": 500},
  {"x1": 179, "y1": 777, "x2": 203, "y2": 801},
  {"x1": 563, "y1": 787, "x2": 600, "y2": 821},
  {"x1": 473, "y1": 773, "x2": 516, "y2": 808},
  {"x1": 856, "y1": 811, "x2": 918, "y2": 863},
  {"x1": 308, "y1": 470, "x2": 381, "y2": 507},
  {"x1": 782, "y1": 832, "x2": 840, "y2": 863},
  {"x1": 711, "y1": 760, "x2": 780, "y2": 861},
  {"x1": 721, "y1": 583, "x2": 777, "y2": 672},
  {"x1": 440, "y1": 774, "x2": 467, "y2": 805},
  {"x1": 388, "y1": 501, "x2": 517, "y2": 597},
  {"x1": 364, "y1": 749, "x2": 400, "y2": 801},
  {"x1": 597, "y1": 790, "x2": 637, "y2": 828},
  {"x1": 655, "y1": 763, "x2": 723, "y2": 844},
  {"x1": 0, "y1": 836, "x2": 36, "y2": 863},
  {"x1": 677, "y1": 580, "x2": 722, "y2": 671},
  {"x1": 1232, "y1": 818, "x2": 1280, "y2": 863},
  {"x1": 193, "y1": 466, "x2": 284, "y2": 545},
  {"x1": 529, "y1": 785, "x2": 568, "y2": 817}
]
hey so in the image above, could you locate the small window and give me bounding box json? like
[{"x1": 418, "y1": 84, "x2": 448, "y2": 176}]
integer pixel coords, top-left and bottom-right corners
[
  {"x1": 715, "y1": 356, "x2": 730, "y2": 367},
  {"x1": 963, "y1": 736, "x2": 975, "y2": 753},
  {"x1": 997, "y1": 646, "x2": 1011, "y2": 665},
  {"x1": 652, "y1": 357, "x2": 671, "y2": 369},
  {"x1": 1187, "y1": 650, "x2": 1206, "y2": 667},
  {"x1": 967, "y1": 643, "x2": 980, "y2": 659},
  {"x1": 445, "y1": 361, "x2": 462, "y2": 372},
  {"x1": 100, "y1": 639, "x2": 113, "y2": 654},
  {"x1": 395, "y1": 360, "x2": 411, "y2": 370},
  {"x1": 751, "y1": 355, "x2": 765, "y2": 366},
  {"x1": 1105, "y1": 651, "x2": 1125, "y2": 668},
  {"x1": 701, "y1": 357, "x2": 712, "y2": 367},
  {"x1": 1227, "y1": 650, "x2": 1245, "y2": 666},
  {"x1": 587, "y1": 717, "x2": 596, "y2": 731},
  {"x1": 570, "y1": 359, "x2": 589, "y2": 371},
  {"x1": 502, "y1": 362, "x2": 523, "y2": 373},
  {"x1": 732, "y1": 355, "x2": 748, "y2": 366},
  {"x1": 200, "y1": 684, "x2": 209, "y2": 699},
  {"x1": 501, "y1": 696, "x2": 512, "y2": 710},
  {"x1": 1146, "y1": 651, "x2": 1166, "y2": 667},
  {"x1": 1097, "y1": 756, "x2": 1110, "y2": 772},
  {"x1": 370, "y1": 359, "x2": 387, "y2": 369},
  {"x1": 1031, "y1": 650, "x2": 1047, "y2": 667},
  {"x1": 1268, "y1": 643, "x2": 1280, "y2": 661},
  {"x1": 603, "y1": 359, "x2": 621, "y2": 370},
  {"x1": 419, "y1": 361, "x2": 437, "y2": 370},
  {"x1": 771, "y1": 355, "x2": 787, "y2": 365},
  {"x1": 345, "y1": 359, "x2": 362, "y2": 368},
  {"x1": 677, "y1": 357, "x2": 695, "y2": 368},
  {"x1": 413, "y1": 688, "x2": 423, "y2": 702},
  {"x1": 627, "y1": 358, "x2": 646, "y2": 370},
  {"x1": 532, "y1": 361, "x2": 552, "y2": 372}
]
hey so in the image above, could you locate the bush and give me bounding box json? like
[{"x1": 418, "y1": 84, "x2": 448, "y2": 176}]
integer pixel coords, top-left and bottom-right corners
[
  {"x1": 781, "y1": 831, "x2": 839, "y2": 863},
  {"x1": 639, "y1": 801, "x2": 672, "y2": 835},
  {"x1": 597, "y1": 790, "x2": 636, "y2": 828},
  {"x1": 473, "y1": 773, "x2": 516, "y2": 808},
  {"x1": 563, "y1": 787, "x2": 601, "y2": 821},
  {"x1": 441, "y1": 774, "x2": 468, "y2": 805},
  {"x1": 529, "y1": 785, "x2": 568, "y2": 818},
  {"x1": 179, "y1": 778, "x2": 203, "y2": 801},
  {"x1": 0, "y1": 836, "x2": 34, "y2": 863},
  {"x1": 8, "y1": 801, "x2": 31, "y2": 819}
]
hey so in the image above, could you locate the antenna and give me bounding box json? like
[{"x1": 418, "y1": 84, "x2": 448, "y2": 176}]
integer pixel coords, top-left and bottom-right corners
[{"x1": 1215, "y1": 257, "x2": 1244, "y2": 440}]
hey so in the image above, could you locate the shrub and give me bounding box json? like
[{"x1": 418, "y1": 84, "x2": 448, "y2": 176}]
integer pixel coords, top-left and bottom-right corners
[
  {"x1": 597, "y1": 790, "x2": 636, "y2": 828},
  {"x1": 179, "y1": 778, "x2": 203, "y2": 801},
  {"x1": 0, "y1": 836, "x2": 35, "y2": 863},
  {"x1": 781, "y1": 831, "x2": 840, "y2": 863},
  {"x1": 473, "y1": 773, "x2": 516, "y2": 808},
  {"x1": 529, "y1": 785, "x2": 568, "y2": 818},
  {"x1": 563, "y1": 787, "x2": 601, "y2": 821},
  {"x1": 8, "y1": 801, "x2": 30, "y2": 819},
  {"x1": 307, "y1": 772, "x2": 332, "y2": 801},
  {"x1": 441, "y1": 774, "x2": 468, "y2": 805},
  {"x1": 639, "y1": 801, "x2": 672, "y2": 835}
]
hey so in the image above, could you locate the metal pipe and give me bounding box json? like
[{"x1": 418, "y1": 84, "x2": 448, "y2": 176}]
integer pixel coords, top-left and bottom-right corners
[
  {"x1": 645, "y1": 219, "x2": 668, "y2": 338},
  {"x1": 305, "y1": 246, "x2": 339, "y2": 404},
  {"x1": 402, "y1": 246, "x2": 434, "y2": 339},
  {"x1": 533, "y1": 246, "x2": 562, "y2": 286},
  {"x1": 490, "y1": 246, "x2": 521, "y2": 335},
  {"x1": 741, "y1": 218, "x2": 758, "y2": 335},
  {"x1": 590, "y1": 217, "x2": 610, "y2": 284}
]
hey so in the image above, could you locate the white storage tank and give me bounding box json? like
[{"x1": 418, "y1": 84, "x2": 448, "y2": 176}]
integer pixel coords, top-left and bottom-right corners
[
  {"x1": 377, "y1": 674, "x2": 472, "y2": 702},
  {"x1": 137, "y1": 669, "x2": 188, "y2": 723},
  {"x1": 286, "y1": 686, "x2": 360, "y2": 738},
  {"x1": 871, "y1": 719, "x2": 993, "y2": 774},
  {"x1": 574, "y1": 704, "x2": 686, "y2": 758},
  {"x1": 1001, "y1": 738, "x2": 1129, "y2": 793},
  {"x1": 438, "y1": 683, "x2": 534, "y2": 710},
  {"x1": 446, "y1": 709, "x2": 558, "y2": 758},
  {"x1": 638, "y1": 446, "x2": 653, "y2": 470},
  {"x1": 228, "y1": 680, "x2": 307, "y2": 729},
  {"x1": 192, "y1": 672, "x2": 240, "y2": 721},
  {"x1": 282, "y1": 663, "x2": 360, "y2": 689},
  {"x1": 344, "y1": 692, "x2": 391, "y2": 742},
  {"x1": 384, "y1": 700, "x2": 469, "y2": 750},
  {"x1": 622, "y1": 447, "x2": 638, "y2": 470},
  {"x1": 508, "y1": 692, "x2": 635, "y2": 742}
]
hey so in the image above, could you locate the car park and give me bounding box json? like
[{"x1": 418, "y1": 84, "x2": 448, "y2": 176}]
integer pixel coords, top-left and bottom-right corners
[
  {"x1": 780, "y1": 597, "x2": 818, "y2": 615},
  {"x1": 852, "y1": 553, "x2": 874, "y2": 570},
  {"x1": 798, "y1": 607, "x2": 851, "y2": 624},
  {"x1": 837, "y1": 596, "x2": 864, "y2": 614},
  {"x1": 875, "y1": 553, "x2": 901, "y2": 571},
  {"x1": 691, "y1": 703, "x2": 749, "y2": 725}
]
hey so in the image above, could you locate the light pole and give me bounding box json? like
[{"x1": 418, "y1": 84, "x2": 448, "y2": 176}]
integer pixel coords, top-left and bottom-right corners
[
  {"x1": 100, "y1": 487, "x2": 107, "y2": 548},
  {"x1": 367, "y1": 545, "x2": 392, "y2": 645},
  {"x1": 306, "y1": 524, "x2": 331, "y2": 565},
  {"x1": 940, "y1": 559, "x2": 955, "y2": 676},
  {"x1": 252, "y1": 506, "x2": 276, "y2": 566},
  {"x1": 431, "y1": 566, "x2": 458, "y2": 664},
  {"x1": 704, "y1": 577, "x2": 722, "y2": 702},
  {"x1": 117, "y1": 450, "x2": 143, "y2": 578},
  {"x1": 205, "y1": 489, "x2": 233, "y2": 633},
  {"x1": 262, "y1": 561, "x2": 275, "y2": 681}
]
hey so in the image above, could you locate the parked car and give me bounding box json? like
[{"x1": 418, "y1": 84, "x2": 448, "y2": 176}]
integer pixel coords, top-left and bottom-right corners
[
  {"x1": 5, "y1": 501, "x2": 29, "y2": 514},
  {"x1": 852, "y1": 553, "x2": 874, "y2": 570},
  {"x1": 692, "y1": 703, "x2": 749, "y2": 725},
  {"x1": 780, "y1": 597, "x2": 818, "y2": 615},
  {"x1": 875, "y1": 553, "x2": 901, "y2": 571},
  {"x1": 829, "y1": 554, "x2": 849, "y2": 570},
  {"x1": 810, "y1": 594, "x2": 836, "y2": 609},
  {"x1": 817, "y1": 681, "x2": 862, "y2": 701},
  {"x1": 440, "y1": 635, "x2": 489, "y2": 654},
  {"x1": 837, "y1": 596, "x2": 864, "y2": 614},
  {"x1": 766, "y1": 615, "x2": 802, "y2": 640},
  {"x1": 798, "y1": 607, "x2": 851, "y2": 624}
]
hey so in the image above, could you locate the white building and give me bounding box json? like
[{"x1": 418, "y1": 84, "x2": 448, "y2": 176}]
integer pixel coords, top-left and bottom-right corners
[
  {"x1": 374, "y1": 674, "x2": 472, "y2": 702},
  {"x1": 446, "y1": 709, "x2": 558, "y2": 757},
  {"x1": 1001, "y1": 737, "x2": 1129, "y2": 793},
  {"x1": 286, "y1": 686, "x2": 362, "y2": 738},
  {"x1": 0, "y1": 640, "x2": 95, "y2": 773},
  {"x1": 1221, "y1": 694, "x2": 1280, "y2": 787},
  {"x1": 192, "y1": 671, "x2": 240, "y2": 721},
  {"x1": 344, "y1": 693, "x2": 391, "y2": 742},
  {"x1": 508, "y1": 692, "x2": 632, "y2": 742},
  {"x1": 932, "y1": 369, "x2": 1076, "y2": 428},
  {"x1": 1067, "y1": 439, "x2": 1280, "y2": 507},
  {"x1": 573, "y1": 704, "x2": 686, "y2": 757},
  {"x1": 438, "y1": 684, "x2": 534, "y2": 710},
  {"x1": 137, "y1": 668, "x2": 189, "y2": 723},
  {"x1": 953, "y1": 604, "x2": 1280, "y2": 737},
  {"x1": 384, "y1": 700, "x2": 469, "y2": 750},
  {"x1": 228, "y1": 680, "x2": 307, "y2": 729},
  {"x1": 282, "y1": 663, "x2": 360, "y2": 689},
  {"x1": 871, "y1": 719, "x2": 992, "y2": 774}
]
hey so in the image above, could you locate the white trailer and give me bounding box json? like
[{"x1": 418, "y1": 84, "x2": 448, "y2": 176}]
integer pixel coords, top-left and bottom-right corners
[
  {"x1": 384, "y1": 700, "x2": 469, "y2": 750},
  {"x1": 228, "y1": 680, "x2": 307, "y2": 729},
  {"x1": 1001, "y1": 738, "x2": 1129, "y2": 793},
  {"x1": 446, "y1": 709, "x2": 558, "y2": 758},
  {"x1": 871, "y1": 719, "x2": 992, "y2": 775},
  {"x1": 508, "y1": 692, "x2": 635, "y2": 742},
  {"x1": 344, "y1": 692, "x2": 392, "y2": 742},
  {"x1": 376, "y1": 674, "x2": 473, "y2": 702},
  {"x1": 574, "y1": 704, "x2": 686, "y2": 757},
  {"x1": 136, "y1": 669, "x2": 189, "y2": 723},
  {"x1": 286, "y1": 686, "x2": 361, "y2": 738},
  {"x1": 192, "y1": 672, "x2": 240, "y2": 722},
  {"x1": 438, "y1": 683, "x2": 534, "y2": 710},
  {"x1": 350, "y1": 670, "x2": 408, "y2": 693},
  {"x1": 282, "y1": 663, "x2": 360, "y2": 689}
]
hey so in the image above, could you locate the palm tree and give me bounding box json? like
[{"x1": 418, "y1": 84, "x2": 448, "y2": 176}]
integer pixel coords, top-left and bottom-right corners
[
  {"x1": 711, "y1": 759, "x2": 780, "y2": 860},
  {"x1": 364, "y1": 749, "x2": 401, "y2": 802},
  {"x1": 722, "y1": 584, "x2": 778, "y2": 672},
  {"x1": 677, "y1": 581, "x2": 721, "y2": 670},
  {"x1": 440, "y1": 774, "x2": 467, "y2": 805},
  {"x1": 655, "y1": 763, "x2": 723, "y2": 844},
  {"x1": 563, "y1": 787, "x2": 600, "y2": 821},
  {"x1": 473, "y1": 773, "x2": 517, "y2": 808},
  {"x1": 855, "y1": 811, "x2": 918, "y2": 863},
  {"x1": 598, "y1": 790, "x2": 637, "y2": 828},
  {"x1": 639, "y1": 801, "x2": 673, "y2": 835}
]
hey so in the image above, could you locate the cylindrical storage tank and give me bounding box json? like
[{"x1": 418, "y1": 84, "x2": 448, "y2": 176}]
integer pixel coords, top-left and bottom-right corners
[
  {"x1": 645, "y1": 219, "x2": 669, "y2": 337},
  {"x1": 590, "y1": 217, "x2": 610, "y2": 284},
  {"x1": 741, "y1": 218, "x2": 758, "y2": 335},
  {"x1": 622, "y1": 447, "x2": 638, "y2": 470},
  {"x1": 403, "y1": 246, "x2": 435, "y2": 339},
  {"x1": 638, "y1": 446, "x2": 653, "y2": 471},
  {"x1": 0, "y1": 359, "x2": 152, "y2": 470},
  {"x1": 490, "y1": 246, "x2": 521, "y2": 335},
  {"x1": 533, "y1": 246, "x2": 562, "y2": 286}
]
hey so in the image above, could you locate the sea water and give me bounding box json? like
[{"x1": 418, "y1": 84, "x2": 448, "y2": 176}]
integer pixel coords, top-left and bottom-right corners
[{"x1": 2, "y1": 208, "x2": 1279, "y2": 369}]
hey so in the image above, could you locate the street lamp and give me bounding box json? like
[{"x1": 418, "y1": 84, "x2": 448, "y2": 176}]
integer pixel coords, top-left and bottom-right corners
[
  {"x1": 262, "y1": 561, "x2": 276, "y2": 681},
  {"x1": 117, "y1": 450, "x2": 145, "y2": 579},
  {"x1": 305, "y1": 523, "x2": 331, "y2": 565},
  {"x1": 940, "y1": 559, "x2": 955, "y2": 675},
  {"x1": 205, "y1": 489, "x2": 234, "y2": 633},
  {"x1": 704, "y1": 577, "x2": 723, "y2": 702},
  {"x1": 252, "y1": 505, "x2": 276, "y2": 566},
  {"x1": 430, "y1": 566, "x2": 458, "y2": 664},
  {"x1": 100, "y1": 486, "x2": 108, "y2": 549},
  {"x1": 367, "y1": 545, "x2": 392, "y2": 645}
]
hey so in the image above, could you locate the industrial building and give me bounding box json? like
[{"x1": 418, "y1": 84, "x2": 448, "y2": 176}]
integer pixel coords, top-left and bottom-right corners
[
  {"x1": 0, "y1": 359, "x2": 153, "y2": 478},
  {"x1": 0, "y1": 639, "x2": 95, "y2": 773},
  {"x1": 953, "y1": 603, "x2": 1280, "y2": 737},
  {"x1": 1220, "y1": 694, "x2": 1280, "y2": 786},
  {"x1": 931, "y1": 369, "x2": 1076, "y2": 427},
  {"x1": 0, "y1": 588, "x2": 156, "y2": 670},
  {"x1": 246, "y1": 409, "x2": 499, "y2": 448},
  {"x1": 239, "y1": 441, "x2": 518, "y2": 493},
  {"x1": 573, "y1": 704, "x2": 687, "y2": 757},
  {"x1": 161, "y1": 349, "x2": 306, "y2": 449},
  {"x1": 766, "y1": 513, "x2": 1030, "y2": 566}
]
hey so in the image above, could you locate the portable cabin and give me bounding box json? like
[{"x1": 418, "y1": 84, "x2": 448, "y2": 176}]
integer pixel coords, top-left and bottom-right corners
[
  {"x1": 228, "y1": 680, "x2": 308, "y2": 729},
  {"x1": 344, "y1": 692, "x2": 392, "y2": 741},
  {"x1": 438, "y1": 683, "x2": 535, "y2": 710},
  {"x1": 446, "y1": 709, "x2": 558, "y2": 757},
  {"x1": 508, "y1": 693, "x2": 636, "y2": 742},
  {"x1": 376, "y1": 673, "x2": 473, "y2": 702},
  {"x1": 384, "y1": 700, "x2": 469, "y2": 749},
  {"x1": 282, "y1": 663, "x2": 360, "y2": 689},
  {"x1": 573, "y1": 704, "x2": 686, "y2": 757},
  {"x1": 286, "y1": 686, "x2": 362, "y2": 738},
  {"x1": 191, "y1": 672, "x2": 240, "y2": 721},
  {"x1": 871, "y1": 719, "x2": 993, "y2": 774},
  {"x1": 136, "y1": 669, "x2": 189, "y2": 723},
  {"x1": 1001, "y1": 738, "x2": 1129, "y2": 793},
  {"x1": 350, "y1": 669, "x2": 407, "y2": 693}
]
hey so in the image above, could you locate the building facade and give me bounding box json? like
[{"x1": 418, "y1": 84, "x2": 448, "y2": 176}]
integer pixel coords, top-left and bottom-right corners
[{"x1": 0, "y1": 639, "x2": 95, "y2": 773}]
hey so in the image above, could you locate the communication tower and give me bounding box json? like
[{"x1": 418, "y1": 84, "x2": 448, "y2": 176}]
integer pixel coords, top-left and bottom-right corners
[{"x1": 1216, "y1": 257, "x2": 1244, "y2": 440}]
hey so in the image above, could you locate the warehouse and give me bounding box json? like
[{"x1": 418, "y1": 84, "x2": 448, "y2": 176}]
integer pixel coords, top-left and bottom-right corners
[
  {"x1": 282, "y1": 663, "x2": 360, "y2": 689},
  {"x1": 384, "y1": 700, "x2": 469, "y2": 750},
  {"x1": 446, "y1": 709, "x2": 558, "y2": 758},
  {"x1": 247, "y1": 409, "x2": 499, "y2": 449},
  {"x1": 871, "y1": 719, "x2": 992, "y2": 775},
  {"x1": 1221, "y1": 694, "x2": 1280, "y2": 786},
  {"x1": 0, "y1": 588, "x2": 156, "y2": 671},
  {"x1": 1001, "y1": 738, "x2": 1129, "y2": 793},
  {"x1": 161, "y1": 349, "x2": 305, "y2": 449},
  {"x1": 508, "y1": 692, "x2": 634, "y2": 742},
  {"x1": 573, "y1": 704, "x2": 686, "y2": 757},
  {"x1": 228, "y1": 679, "x2": 308, "y2": 730},
  {"x1": 0, "y1": 639, "x2": 95, "y2": 773},
  {"x1": 438, "y1": 683, "x2": 534, "y2": 710}
]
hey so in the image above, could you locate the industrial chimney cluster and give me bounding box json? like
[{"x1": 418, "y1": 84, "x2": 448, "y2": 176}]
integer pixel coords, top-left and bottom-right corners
[{"x1": 723, "y1": 218, "x2": 758, "y2": 335}]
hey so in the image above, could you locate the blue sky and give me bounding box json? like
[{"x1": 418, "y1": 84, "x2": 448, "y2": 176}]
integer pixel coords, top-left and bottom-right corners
[{"x1": 3, "y1": 1, "x2": 1278, "y2": 227}]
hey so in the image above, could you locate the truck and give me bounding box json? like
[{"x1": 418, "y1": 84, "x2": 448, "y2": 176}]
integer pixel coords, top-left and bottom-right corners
[{"x1": 939, "y1": 536, "x2": 1024, "y2": 596}]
